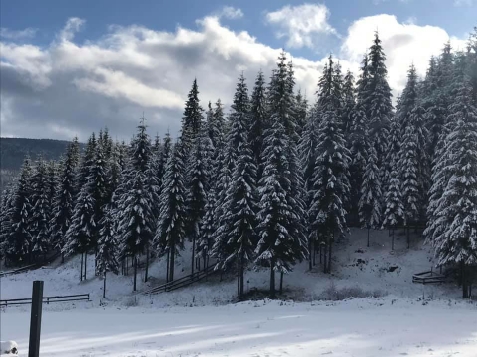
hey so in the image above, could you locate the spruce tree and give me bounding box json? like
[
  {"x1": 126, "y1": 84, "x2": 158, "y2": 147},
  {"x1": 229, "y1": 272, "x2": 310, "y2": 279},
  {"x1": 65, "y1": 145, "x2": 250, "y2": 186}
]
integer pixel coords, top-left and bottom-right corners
[
  {"x1": 367, "y1": 32, "x2": 394, "y2": 179},
  {"x1": 309, "y1": 56, "x2": 351, "y2": 274},
  {"x1": 186, "y1": 122, "x2": 213, "y2": 276},
  {"x1": 50, "y1": 142, "x2": 77, "y2": 261},
  {"x1": 294, "y1": 89, "x2": 308, "y2": 140},
  {"x1": 154, "y1": 140, "x2": 187, "y2": 283},
  {"x1": 181, "y1": 79, "x2": 204, "y2": 152},
  {"x1": 395, "y1": 64, "x2": 419, "y2": 139},
  {"x1": 249, "y1": 70, "x2": 267, "y2": 176},
  {"x1": 5, "y1": 157, "x2": 34, "y2": 264},
  {"x1": 341, "y1": 70, "x2": 356, "y2": 142},
  {"x1": 382, "y1": 160, "x2": 404, "y2": 250},
  {"x1": 359, "y1": 142, "x2": 382, "y2": 247},
  {"x1": 97, "y1": 204, "x2": 119, "y2": 298},
  {"x1": 30, "y1": 158, "x2": 51, "y2": 261}
]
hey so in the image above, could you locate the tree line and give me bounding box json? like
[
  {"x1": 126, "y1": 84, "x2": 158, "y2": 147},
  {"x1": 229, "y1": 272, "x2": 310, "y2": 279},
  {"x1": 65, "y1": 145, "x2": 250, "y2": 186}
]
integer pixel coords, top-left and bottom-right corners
[{"x1": 1, "y1": 28, "x2": 476, "y2": 299}]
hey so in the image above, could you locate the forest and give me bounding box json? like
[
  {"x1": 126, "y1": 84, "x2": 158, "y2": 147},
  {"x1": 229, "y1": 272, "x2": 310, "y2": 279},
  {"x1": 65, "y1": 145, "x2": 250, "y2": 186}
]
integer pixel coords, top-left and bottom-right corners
[{"x1": 1, "y1": 28, "x2": 477, "y2": 300}]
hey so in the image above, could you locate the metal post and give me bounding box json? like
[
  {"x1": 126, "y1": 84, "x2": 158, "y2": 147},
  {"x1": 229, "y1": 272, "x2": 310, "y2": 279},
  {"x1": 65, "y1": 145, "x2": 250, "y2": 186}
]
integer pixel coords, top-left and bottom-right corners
[{"x1": 29, "y1": 280, "x2": 44, "y2": 357}]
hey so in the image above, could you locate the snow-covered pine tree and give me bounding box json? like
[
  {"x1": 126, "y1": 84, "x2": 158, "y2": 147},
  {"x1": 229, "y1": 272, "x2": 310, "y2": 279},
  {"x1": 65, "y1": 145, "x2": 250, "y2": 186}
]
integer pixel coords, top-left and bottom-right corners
[
  {"x1": 341, "y1": 70, "x2": 356, "y2": 142},
  {"x1": 76, "y1": 133, "x2": 97, "y2": 196},
  {"x1": 97, "y1": 204, "x2": 119, "y2": 298},
  {"x1": 382, "y1": 156, "x2": 404, "y2": 250},
  {"x1": 359, "y1": 141, "x2": 382, "y2": 247},
  {"x1": 356, "y1": 53, "x2": 370, "y2": 108},
  {"x1": 116, "y1": 119, "x2": 155, "y2": 288},
  {"x1": 154, "y1": 140, "x2": 187, "y2": 283},
  {"x1": 348, "y1": 102, "x2": 369, "y2": 226},
  {"x1": 294, "y1": 89, "x2": 308, "y2": 140},
  {"x1": 212, "y1": 74, "x2": 251, "y2": 270},
  {"x1": 0, "y1": 185, "x2": 14, "y2": 260},
  {"x1": 186, "y1": 121, "x2": 213, "y2": 276},
  {"x1": 50, "y1": 141, "x2": 77, "y2": 262},
  {"x1": 431, "y1": 72, "x2": 477, "y2": 297},
  {"x1": 367, "y1": 32, "x2": 393, "y2": 180},
  {"x1": 299, "y1": 105, "x2": 320, "y2": 268},
  {"x1": 249, "y1": 70, "x2": 267, "y2": 177},
  {"x1": 256, "y1": 117, "x2": 304, "y2": 297},
  {"x1": 398, "y1": 104, "x2": 429, "y2": 248},
  {"x1": 63, "y1": 172, "x2": 95, "y2": 281},
  {"x1": 220, "y1": 137, "x2": 258, "y2": 299},
  {"x1": 395, "y1": 64, "x2": 419, "y2": 139},
  {"x1": 157, "y1": 131, "x2": 172, "y2": 194},
  {"x1": 181, "y1": 79, "x2": 204, "y2": 153},
  {"x1": 209, "y1": 99, "x2": 225, "y2": 150},
  {"x1": 309, "y1": 56, "x2": 351, "y2": 274},
  {"x1": 89, "y1": 141, "x2": 108, "y2": 256},
  {"x1": 5, "y1": 157, "x2": 34, "y2": 264},
  {"x1": 30, "y1": 157, "x2": 51, "y2": 261}
]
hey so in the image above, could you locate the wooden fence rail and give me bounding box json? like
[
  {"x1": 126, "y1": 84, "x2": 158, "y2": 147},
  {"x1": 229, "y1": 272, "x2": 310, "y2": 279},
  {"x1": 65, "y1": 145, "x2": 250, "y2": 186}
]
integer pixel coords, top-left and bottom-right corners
[{"x1": 0, "y1": 294, "x2": 90, "y2": 307}]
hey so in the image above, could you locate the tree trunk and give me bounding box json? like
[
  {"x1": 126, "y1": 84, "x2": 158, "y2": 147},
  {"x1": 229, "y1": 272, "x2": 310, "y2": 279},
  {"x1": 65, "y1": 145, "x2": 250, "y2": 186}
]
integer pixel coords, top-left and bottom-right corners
[
  {"x1": 61, "y1": 252, "x2": 65, "y2": 264},
  {"x1": 191, "y1": 235, "x2": 196, "y2": 277},
  {"x1": 133, "y1": 255, "x2": 138, "y2": 292},
  {"x1": 392, "y1": 228, "x2": 395, "y2": 251},
  {"x1": 238, "y1": 253, "x2": 244, "y2": 299},
  {"x1": 308, "y1": 237, "x2": 313, "y2": 270},
  {"x1": 168, "y1": 246, "x2": 175, "y2": 283},
  {"x1": 279, "y1": 272, "x2": 284, "y2": 294},
  {"x1": 166, "y1": 249, "x2": 170, "y2": 283},
  {"x1": 462, "y1": 262, "x2": 468, "y2": 299},
  {"x1": 270, "y1": 259, "x2": 275, "y2": 298},
  {"x1": 323, "y1": 241, "x2": 327, "y2": 274},
  {"x1": 367, "y1": 228, "x2": 370, "y2": 247},
  {"x1": 84, "y1": 251, "x2": 87, "y2": 280},
  {"x1": 406, "y1": 226, "x2": 410, "y2": 249},
  {"x1": 103, "y1": 272, "x2": 106, "y2": 299},
  {"x1": 328, "y1": 233, "x2": 333, "y2": 273},
  {"x1": 145, "y1": 245, "x2": 149, "y2": 283},
  {"x1": 80, "y1": 253, "x2": 84, "y2": 282}
]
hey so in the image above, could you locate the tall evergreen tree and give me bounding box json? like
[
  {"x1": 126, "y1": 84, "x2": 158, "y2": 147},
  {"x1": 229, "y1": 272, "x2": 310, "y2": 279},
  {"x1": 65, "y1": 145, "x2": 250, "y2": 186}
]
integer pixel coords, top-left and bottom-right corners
[
  {"x1": 4, "y1": 157, "x2": 34, "y2": 264},
  {"x1": 359, "y1": 142, "x2": 382, "y2": 246},
  {"x1": 154, "y1": 140, "x2": 187, "y2": 283},
  {"x1": 309, "y1": 56, "x2": 351, "y2": 274},
  {"x1": 97, "y1": 204, "x2": 119, "y2": 298},
  {"x1": 341, "y1": 70, "x2": 356, "y2": 141},
  {"x1": 249, "y1": 70, "x2": 267, "y2": 176},
  {"x1": 382, "y1": 159, "x2": 404, "y2": 250},
  {"x1": 181, "y1": 79, "x2": 204, "y2": 152},
  {"x1": 50, "y1": 142, "x2": 77, "y2": 260}
]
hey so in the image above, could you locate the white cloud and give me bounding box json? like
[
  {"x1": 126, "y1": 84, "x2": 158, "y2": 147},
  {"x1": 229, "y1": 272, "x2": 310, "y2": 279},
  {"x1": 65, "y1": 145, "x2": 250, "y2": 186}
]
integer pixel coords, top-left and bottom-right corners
[
  {"x1": 265, "y1": 3, "x2": 339, "y2": 49},
  {"x1": 454, "y1": 0, "x2": 474, "y2": 6},
  {"x1": 0, "y1": 27, "x2": 37, "y2": 40},
  {"x1": 0, "y1": 12, "x2": 468, "y2": 140},
  {"x1": 218, "y1": 6, "x2": 244, "y2": 20}
]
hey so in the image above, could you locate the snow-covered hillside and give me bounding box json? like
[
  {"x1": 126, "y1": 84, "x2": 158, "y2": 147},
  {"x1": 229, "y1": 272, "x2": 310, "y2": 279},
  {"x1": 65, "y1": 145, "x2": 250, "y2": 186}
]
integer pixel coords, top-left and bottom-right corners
[{"x1": 2, "y1": 229, "x2": 476, "y2": 356}]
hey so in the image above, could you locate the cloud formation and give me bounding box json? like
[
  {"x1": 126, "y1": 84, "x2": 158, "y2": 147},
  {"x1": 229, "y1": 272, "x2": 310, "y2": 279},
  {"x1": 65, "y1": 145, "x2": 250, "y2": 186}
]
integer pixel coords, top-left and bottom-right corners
[
  {"x1": 265, "y1": 3, "x2": 339, "y2": 49},
  {"x1": 0, "y1": 7, "x2": 467, "y2": 141},
  {"x1": 218, "y1": 6, "x2": 244, "y2": 20},
  {"x1": 0, "y1": 27, "x2": 37, "y2": 40}
]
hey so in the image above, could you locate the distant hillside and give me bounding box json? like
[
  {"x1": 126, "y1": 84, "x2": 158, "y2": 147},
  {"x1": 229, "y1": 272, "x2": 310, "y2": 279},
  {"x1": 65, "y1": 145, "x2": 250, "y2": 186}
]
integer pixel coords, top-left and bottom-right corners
[{"x1": 0, "y1": 137, "x2": 84, "y2": 190}]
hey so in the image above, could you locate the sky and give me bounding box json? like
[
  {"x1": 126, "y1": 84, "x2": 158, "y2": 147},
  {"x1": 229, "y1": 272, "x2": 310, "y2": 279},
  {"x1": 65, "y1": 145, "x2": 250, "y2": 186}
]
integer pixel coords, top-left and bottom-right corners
[{"x1": 1, "y1": 0, "x2": 476, "y2": 141}]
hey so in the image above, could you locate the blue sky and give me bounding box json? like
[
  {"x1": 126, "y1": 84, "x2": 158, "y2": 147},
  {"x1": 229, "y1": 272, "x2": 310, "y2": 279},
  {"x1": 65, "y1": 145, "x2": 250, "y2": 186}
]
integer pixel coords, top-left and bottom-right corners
[{"x1": 0, "y1": 0, "x2": 475, "y2": 140}]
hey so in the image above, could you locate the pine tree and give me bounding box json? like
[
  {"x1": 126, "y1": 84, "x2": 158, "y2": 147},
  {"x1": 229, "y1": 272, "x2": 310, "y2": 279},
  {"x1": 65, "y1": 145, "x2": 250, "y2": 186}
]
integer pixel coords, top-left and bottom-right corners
[
  {"x1": 294, "y1": 89, "x2": 308, "y2": 140},
  {"x1": 220, "y1": 139, "x2": 258, "y2": 298},
  {"x1": 256, "y1": 118, "x2": 304, "y2": 297},
  {"x1": 97, "y1": 204, "x2": 119, "y2": 298},
  {"x1": 249, "y1": 70, "x2": 267, "y2": 176},
  {"x1": 395, "y1": 64, "x2": 419, "y2": 139},
  {"x1": 0, "y1": 186, "x2": 15, "y2": 260},
  {"x1": 154, "y1": 140, "x2": 187, "y2": 283},
  {"x1": 341, "y1": 70, "x2": 356, "y2": 142},
  {"x1": 367, "y1": 32, "x2": 394, "y2": 180},
  {"x1": 186, "y1": 122, "x2": 213, "y2": 276},
  {"x1": 382, "y1": 159, "x2": 404, "y2": 250},
  {"x1": 50, "y1": 142, "x2": 77, "y2": 261},
  {"x1": 76, "y1": 133, "x2": 97, "y2": 195},
  {"x1": 309, "y1": 56, "x2": 351, "y2": 274},
  {"x1": 158, "y1": 132, "x2": 172, "y2": 193},
  {"x1": 348, "y1": 102, "x2": 369, "y2": 226},
  {"x1": 181, "y1": 79, "x2": 204, "y2": 152},
  {"x1": 116, "y1": 120, "x2": 155, "y2": 289},
  {"x1": 30, "y1": 157, "x2": 51, "y2": 261},
  {"x1": 5, "y1": 157, "x2": 34, "y2": 264},
  {"x1": 359, "y1": 142, "x2": 382, "y2": 247}
]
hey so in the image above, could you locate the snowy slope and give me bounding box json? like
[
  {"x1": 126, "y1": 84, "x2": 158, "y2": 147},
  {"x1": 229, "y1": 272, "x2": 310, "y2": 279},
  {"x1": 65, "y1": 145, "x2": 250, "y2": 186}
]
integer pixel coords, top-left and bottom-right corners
[{"x1": 0, "y1": 228, "x2": 460, "y2": 307}]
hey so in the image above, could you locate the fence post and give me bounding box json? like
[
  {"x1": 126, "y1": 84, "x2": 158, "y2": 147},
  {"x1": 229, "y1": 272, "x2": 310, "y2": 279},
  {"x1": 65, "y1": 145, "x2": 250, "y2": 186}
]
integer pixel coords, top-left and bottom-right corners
[{"x1": 28, "y1": 280, "x2": 44, "y2": 357}]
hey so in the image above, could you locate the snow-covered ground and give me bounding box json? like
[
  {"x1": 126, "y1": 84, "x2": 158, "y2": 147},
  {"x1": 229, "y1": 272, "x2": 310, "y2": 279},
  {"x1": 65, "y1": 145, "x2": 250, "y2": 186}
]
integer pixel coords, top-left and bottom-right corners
[
  {"x1": 2, "y1": 298, "x2": 477, "y2": 356},
  {"x1": 1, "y1": 229, "x2": 474, "y2": 356}
]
